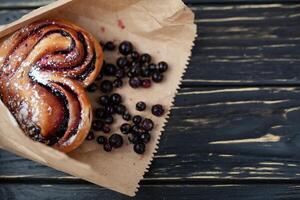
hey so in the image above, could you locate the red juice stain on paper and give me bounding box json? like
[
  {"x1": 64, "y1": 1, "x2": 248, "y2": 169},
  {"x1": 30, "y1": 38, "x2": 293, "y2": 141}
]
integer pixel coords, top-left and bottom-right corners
[{"x1": 118, "y1": 19, "x2": 125, "y2": 29}]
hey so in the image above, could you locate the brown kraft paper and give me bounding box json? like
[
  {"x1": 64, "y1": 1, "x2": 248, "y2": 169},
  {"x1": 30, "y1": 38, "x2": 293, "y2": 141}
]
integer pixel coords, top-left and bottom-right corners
[{"x1": 0, "y1": 0, "x2": 197, "y2": 196}]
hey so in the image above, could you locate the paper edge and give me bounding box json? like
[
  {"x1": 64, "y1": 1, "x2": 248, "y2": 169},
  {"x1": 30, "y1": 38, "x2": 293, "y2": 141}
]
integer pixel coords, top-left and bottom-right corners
[{"x1": 132, "y1": 2, "x2": 198, "y2": 196}]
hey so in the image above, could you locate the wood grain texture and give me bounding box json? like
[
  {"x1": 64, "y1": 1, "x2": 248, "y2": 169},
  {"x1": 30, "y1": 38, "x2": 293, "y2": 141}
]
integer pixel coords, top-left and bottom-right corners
[
  {"x1": 1, "y1": 184, "x2": 300, "y2": 200},
  {"x1": 1, "y1": 4, "x2": 300, "y2": 85},
  {"x1": 2, "y1": 87, "x2": 300, "y2": 180},
  {"x1": 2, "y1": 1, "x2": 300, "y2": 199},
  {"x1": 0, "y1": 0, "x2": 52, "y2": 8},
  {"x1": 0, "y1": 0, "x2": 299, "y2": 9}
]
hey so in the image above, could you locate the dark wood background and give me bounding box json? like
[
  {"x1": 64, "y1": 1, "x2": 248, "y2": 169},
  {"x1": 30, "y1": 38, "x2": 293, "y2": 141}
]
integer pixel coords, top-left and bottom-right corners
[{"x1": 2, "y1": 0, "x2": 300, "y2": 199}]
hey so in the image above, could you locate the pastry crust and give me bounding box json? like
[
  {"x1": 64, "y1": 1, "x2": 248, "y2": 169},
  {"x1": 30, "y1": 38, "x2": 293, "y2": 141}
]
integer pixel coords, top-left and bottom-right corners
[{"x1": 0, "y1": 19, "x2": 103, "y2": 153}]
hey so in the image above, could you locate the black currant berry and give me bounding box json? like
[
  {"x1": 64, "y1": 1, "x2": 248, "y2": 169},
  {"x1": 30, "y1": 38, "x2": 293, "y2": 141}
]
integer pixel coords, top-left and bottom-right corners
[
  {"x1": 92, "y1": 120, "x2": 104, "y2": 131},
  {"x1": 98, "y1": 95, "x2": 110, "y2": 106},
  {"x1": 113, "y1": 79, "x2": 123, "y2": 88},
  {"x1": 104, "y1": 41, "x2": 116, "y2": 51},
  {"x1": 140, "y1": 54, "x2": 151, "y2": 64},
  {"x1": 152, "y1": 71, "x2": 164, "y2": 83},
  {"x1": 128, "y1": 133, "x2": 141, "y2": 144},
  {"x1": 123, "y1": 112, "x2": 132, "y2": 121},
  {"x1": 86, "y1": 131, "x2": 95, "y2": 140},
  {"x1": 97, "y1": 136, "x2": 107, "y2": 145},
  {"x1": 141, "y1": 132, "x2": 151, "y2": 143},
  {"x1": 157, "y1": 61, "x2": 168, "y2": 73},
  {"x1": 134, "y1": 143, "x2": 146, "y2": 154},
  {"x1": 141, "y1": 118, "x2": 154, "y2": 131},
  {"x1": 136, "y1": 101, "x2": 146, "y2": 111},
  {"x1": 129, "y1": 77, "x2": 142, "y2": 88},
  {"x1": 132, "y1": 115, "x2": 142, "y2": 124},
  {"x1": 100, "y1": 80, "x2": 113, "y2": 93},
  {"x1": 120, "y1": 123, "x2": 131, "y2": 134},
  {"x1": 152, "y1": 104, "x2": 165, "y2": 117},
  {"x1": 87, "y1": 83, "x2": 97, "y2": 92},
  {"x1": 119, "y1": 41, "x2": 133, "y2": 56},
  {"x1": 110, "y1": 93, "x2": 122, "y2": 104},
  {"x1": 117, "y1": 57, "x2": 129, "y2": 68},
  {"x1": 94, "y1": 108, "x2": 106, "y2": 119},
  {"x1": 109, "y1": 134, "x2": 123, "y2": 148},
  {"x1": 103, "y1": 143, "x2": 112, "y2": 152}
]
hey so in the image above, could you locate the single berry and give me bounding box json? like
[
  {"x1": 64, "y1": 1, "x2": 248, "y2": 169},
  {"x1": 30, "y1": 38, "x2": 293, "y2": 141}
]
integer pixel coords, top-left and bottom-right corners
[
  {"x1": 86, "y1": 131, "x2": 95, "y2": 140},
  {"x1": 141, "y1": 118, "x2": 154, "y2": 131},
  {"x1": 105, "y1": 105, "x2": 115, "y2": 114},
  {"x1": 129, "y1": 77, "x2": 142, "y2": 88},
  {"x1": 98, "y1": 95, "x2": 110, "y2": 106},
  {"x1": 142, "y1": 79, "x2": 151, "y2": 88},
  {"x1": 117, "y1": 57, "x2": 129, "y2": 68},
  {"x1": 113, "y1": 79, "x2": 123, "y2": 88},
  {"x1": 110, "y1": 93, "x2": 122, "y2": 104},
  {"x1": 114, "y1": 104, "x2": 126, "y2": 115},
  {"x1": 134, "y1": 143, "x2": 146, "y2": 154},
  {"x1": 140, "y1": 54, "x2": 151, "y2": 64},
  {"x1": 129, "y1": 51, "x2": 140, "y2": 61},
  {"x1": 136, "y1": 101, "x2": 146, "y2": 111},
  {"x1": 100, "y1": 80, "x2": 113, "y2": 93},
  {"x1": 119, "y1": 41, "x2": 133, "y2": 56},
  {"x1": 132, "y1": 115, "x2": 142, "y2": 124},
  {"x1": 141, "y1": 66, "x2": 151, "y2": 77},
  {"x1": 152, "y1": 104, "x2": 165, "y2": 117},
  {"x1": 120, "y1": 123, "x2": 131, "y2": 134},
  {"x1": 109, "y1": 134, "x2": 123, "y2": 148},
  {"x1": 104, "y1": 41, "x2": 116, "y2": 51},
  {"x1": 103, "y1": 143, "x2": 113, "y2": 152},
  {"x1": 158, "y1": 61, "x2": 168, "y2": 73},
  {"x1": 103, "y1": 125, "x2": 111, "y2": 134},
  {"x1": 152, "y1": 71, "x2": 164, "y2": 83},
  {"x1": 130, "y1": 65, "x2": 142, "y2": 77},
  {"x1": 87, "y1": 83, "x2": 97, "y2": 92},
  {"x1": 115, "y1": 69, "x2": 125, "y2": 79},
  {"x1": 141, "y1": 132, "x2": 151, "y2": 143},
  {"x1": 97, "y1": 135, "x2": 107, "y2": 145},
  {"x1": 128, "y1": 133, "x2": 141, "y2": 144},
  {"x1": 123, "y1": 111, "x2": 132, "y2": 121},
  {"x1": 148, "y1": 63, "x2": 157, "y2": 72},
  {"x1": 103, "y1": 115, "x2": 114, "y2": 124},
  {"x1": 94, "y1": 108, "x2": 106, "y2": 119},
  {"x1": 132, "y1": 125, "x2": 142, "y2": 134},
  {"x1": 92, "y1": 120, "x2": 104, "y2": 131},
  {"x1": 131, "y1": 60, "x2": 141, "y2": 68},
  {"x1": 103, "y1": 63, "x2": 117, "y2": 76}
]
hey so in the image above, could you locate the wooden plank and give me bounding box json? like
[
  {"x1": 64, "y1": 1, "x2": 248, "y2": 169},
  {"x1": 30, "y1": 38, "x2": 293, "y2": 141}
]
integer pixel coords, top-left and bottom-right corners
[
  {"x1": 0, "y1": 0, "x2": 299, "y2": 9},
  {"x1": 1, "y1": 184, "x2": 300, "y2": 200},
  {"x1": 186, "y1": 0, "x2": 300, "y2": 3},
  {"x1": 0, "y1": 10, "x2": 30, "y2": 25},
  {"x1": 1, "y1": 4, "x2": 300, "y2": 85},
  {"x1": 2, "y1": 87, "x2": 300, "y2": 180},
  {"x1": 0, "y1": 0, "x2": 53, "y2": 8},
  {"x1": 188, "y1": 4, "x2": 300, "y2": 85}
]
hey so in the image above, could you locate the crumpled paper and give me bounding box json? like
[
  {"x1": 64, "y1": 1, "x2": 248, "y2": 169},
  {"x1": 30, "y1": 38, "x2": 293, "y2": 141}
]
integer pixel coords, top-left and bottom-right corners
[{"x1": 0, "y1": 0, "x2": 196, "y2": 196}]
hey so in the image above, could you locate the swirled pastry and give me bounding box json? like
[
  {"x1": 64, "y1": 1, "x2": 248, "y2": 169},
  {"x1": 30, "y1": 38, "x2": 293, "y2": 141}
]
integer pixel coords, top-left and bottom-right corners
[{"x1": 0, "y1": 19, "x2": 103, "y2": 153}]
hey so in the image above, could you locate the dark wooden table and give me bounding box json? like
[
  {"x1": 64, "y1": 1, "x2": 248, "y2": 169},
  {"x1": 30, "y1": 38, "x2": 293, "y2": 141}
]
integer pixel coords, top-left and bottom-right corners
[{"x1": 2, "y1": 0, "x2": 300, "y2": 199}]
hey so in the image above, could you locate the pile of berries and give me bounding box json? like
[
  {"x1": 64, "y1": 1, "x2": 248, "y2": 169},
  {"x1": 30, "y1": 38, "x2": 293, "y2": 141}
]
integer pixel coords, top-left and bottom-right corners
[{"x1": 86, "y1": 41, "x2": 168, "y2": 154}]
